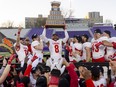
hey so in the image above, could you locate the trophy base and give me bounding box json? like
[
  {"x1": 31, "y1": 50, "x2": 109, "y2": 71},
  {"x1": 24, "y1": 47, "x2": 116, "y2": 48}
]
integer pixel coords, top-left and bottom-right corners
[{"x1": 45, "y1": 24, "x2": 65, "y2": 28}]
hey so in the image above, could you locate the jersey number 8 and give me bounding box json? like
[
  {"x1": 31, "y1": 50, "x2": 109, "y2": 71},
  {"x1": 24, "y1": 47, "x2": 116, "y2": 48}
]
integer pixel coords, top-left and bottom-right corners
[{"x1": 54, "y1": 45, "x2": 59, "y2": 53}]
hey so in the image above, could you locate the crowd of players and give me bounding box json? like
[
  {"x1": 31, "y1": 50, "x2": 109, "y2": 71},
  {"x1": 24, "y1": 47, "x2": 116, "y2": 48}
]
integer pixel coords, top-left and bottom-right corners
[{"x1": 0, "y1": 26, "x2": 116, "y2": 87}]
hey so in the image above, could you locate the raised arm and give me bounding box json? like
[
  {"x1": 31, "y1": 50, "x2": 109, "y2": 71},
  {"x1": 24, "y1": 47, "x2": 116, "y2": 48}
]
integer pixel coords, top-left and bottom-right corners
[
  {"x1": 16, "y1": 27, "x2": 22, "y2": 46},
  {"x1": 0, "y1": 54, "x2": 15, "y2": 84},
  {"x1": 24, "y1": 54, "x2": 38, "y2": 77},
  {"x1": 40, "y1": 28, "x2": 49, "y2": 44},
  {"x1": 62, "y1": 27, "x2": 69, "y2": 44},
  {"x1": 14, "y1": 27, "x2": 22, "y2": 50}
]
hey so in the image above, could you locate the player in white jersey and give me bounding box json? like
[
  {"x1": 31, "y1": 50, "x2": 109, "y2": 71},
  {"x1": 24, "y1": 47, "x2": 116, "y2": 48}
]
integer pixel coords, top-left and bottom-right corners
[
  {"x1": 41, "y1": 27, "x2": 69, "y2": 71},
  {"x1": 69, "y1": 35, "x2": 83, "y2": 62},
  {"x1": 91, "y1": 29, "x2": 113, "y2": 62},
  {"x1": 102, "y1": 30, "x2": 116, "y2": 61},
  {"x1": 30, "y1": 34, "x2": 43, "y2": 67},
  {"x1": 81, "y1": 34, "x2": 92, "y2": 62},
  {"x1": 14, "y1": 27, "x2": 28, "y2": 67}
]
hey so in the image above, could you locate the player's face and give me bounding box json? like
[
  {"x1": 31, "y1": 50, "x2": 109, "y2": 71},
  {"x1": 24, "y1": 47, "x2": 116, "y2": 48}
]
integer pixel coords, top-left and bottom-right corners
[
  {"x1": 81, "y1": 36, "x2": 85, "y2": 42},
  {"x1": 73, "y1": 37, "x2": 77, "y2": 43},
  {"x1": 52, "y1": 35, "x2": 59, "y2": 41},
  {"x1": 35, "y1": 69, "x2": 41, "y2": 76},
  {"x1": 94, "y1": 33, "x2": 101, "y2": 39},
  {"x1": 24, "y1": 38, "x2": 30, "y2": 45},
  {"x1": 20, "y1": 40, "x2": 25, "y2": 45}
]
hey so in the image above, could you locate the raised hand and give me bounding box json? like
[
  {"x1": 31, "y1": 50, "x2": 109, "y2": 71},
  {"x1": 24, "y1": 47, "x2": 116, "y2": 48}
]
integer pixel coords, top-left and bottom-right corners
[
  {"x1": 8, "y1": 54, "x2": 16, "y2": 65},
  {"x1": 63, "y1": 25, "x2": 66, "y2": 30},
  {"x1": 17, "y1": 26, "x2": 22, "y2": 35}
]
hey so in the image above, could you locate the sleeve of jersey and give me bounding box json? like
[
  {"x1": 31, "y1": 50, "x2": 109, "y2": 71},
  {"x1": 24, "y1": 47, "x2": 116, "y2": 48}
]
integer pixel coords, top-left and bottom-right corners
[
  {"x1": 85, "y1": 79, "x2": 95, "y2": 87},
  {"x1": 66, "y1": 64, "x2": 78, "y2": 87},
  {"x1": 100, "y1": 36, "x2": 109, "y2": 42},
  {"x1": 111, "y1": 37, "x2": 116, "y2": 43},
  {"x1": 32, "y1": 41, "x2": 40, "y2": 47},
  {"x1": 40, "y1": 28, "x2": 49, "y2": 43},
  {"x1": 84, "y1": 42, "x2": 92, "y2": 48},
  {"x1": 24, "y1": 64, "x2": 32, "y2": 77},
  {"x1": 62, "y1": 30, "x2": 69, "y2": 43}
]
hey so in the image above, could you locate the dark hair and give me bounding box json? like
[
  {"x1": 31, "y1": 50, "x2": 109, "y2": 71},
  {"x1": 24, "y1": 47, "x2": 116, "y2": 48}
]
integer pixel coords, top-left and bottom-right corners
[
  {"x1": 61, "y1": 73, "x2": 70, "y2": 85},
  {"x1": 31, "y1": 65, "x2": 45, "y2": 74},
  {"x1": 97, "y1": 66, "x2": 104, "y2": 75},
  {"x1": 20, "y1": 37, "x2": 25, "y2": 40},
  {"x1": 91, "y1": 66, "x2": 100, "y2": 81},
  {"x1": 31, "y1": 66, "x2": 39, "y2": 74},
  {"x1": 82, "y1": 34, "x2": 89, "y2": 41},
  {"x1": 51, "y1": 69, "x2": 61, "y2": 77},
  {"x1": 73, "y1": 35, "x2": 82, "y2": 43},
  {"x1": 104, "y1": 30, "x2": 111, "y2": 37},
  {"x1": 58, "y1": 78, "x2": 69, "y2": 87},
  {"x1": 52, "y1": 34, "x2": 58, "y2": 37},
  {"x1": 36, "y1": 76, "x2": 47, "y2": 87},
  {"x1": 20, "y1": 76, "x2": 30, "y2": 87},
  {"x1": 94, "y1": 29, "x2": 102, "y2": 34},
  {"x1": 31, "y1": 33, "x2": 38, "y2": 39}
]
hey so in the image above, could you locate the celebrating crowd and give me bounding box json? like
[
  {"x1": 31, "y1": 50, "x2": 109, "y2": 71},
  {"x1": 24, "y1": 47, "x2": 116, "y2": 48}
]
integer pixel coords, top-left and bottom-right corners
[{"x1": 0, "y1": 26, "x2": 116, "y2": 87}]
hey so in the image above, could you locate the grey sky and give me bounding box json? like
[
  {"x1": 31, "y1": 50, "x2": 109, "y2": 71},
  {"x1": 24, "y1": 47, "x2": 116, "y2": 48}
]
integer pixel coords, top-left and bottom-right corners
[{"x1": 0, "y1": 0, "x2": 116, "y2": 27}]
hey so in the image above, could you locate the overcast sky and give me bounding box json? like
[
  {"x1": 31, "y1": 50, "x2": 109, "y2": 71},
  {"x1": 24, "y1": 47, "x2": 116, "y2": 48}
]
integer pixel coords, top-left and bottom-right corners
[{"x1": 0, "y1": 0, "x2": 116, "y2": 27}]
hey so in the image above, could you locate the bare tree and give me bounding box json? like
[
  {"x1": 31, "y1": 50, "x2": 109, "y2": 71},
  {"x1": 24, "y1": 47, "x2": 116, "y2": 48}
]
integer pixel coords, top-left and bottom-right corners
[
  {"x1": 1, "y1": 21, "x2": 14, "y2": 28},
  {"x1": 7, "y1": 21, "x2": 14, "y2": 28},
  {"x1": 61, "y1": 8, "x2": 74, "y2": 18}
]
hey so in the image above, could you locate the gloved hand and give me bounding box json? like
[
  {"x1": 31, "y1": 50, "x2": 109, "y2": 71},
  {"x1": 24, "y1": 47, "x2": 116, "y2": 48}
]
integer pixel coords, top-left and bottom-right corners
[
  {"x1": 8, "y1": 54, "x2": 16, "y2": 65},
  {"x1": 31, "y1": 54, "x2": 38, "y2": 62},
  {"x1": 63, "y1": 25, "x2": 66, "y2": 30}
]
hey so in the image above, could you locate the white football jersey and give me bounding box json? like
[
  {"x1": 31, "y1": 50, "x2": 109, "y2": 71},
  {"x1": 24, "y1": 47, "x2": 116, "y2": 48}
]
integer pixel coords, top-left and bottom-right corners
[
  {"x1": 31, "y1": 40, "x2": 43, "y2": 59},
  {"x1": 71, "y1": 42, "x2": 83, "y2": 62},
  {"x1": 93, "y1": 78, "x2": 105, "y2": 87},
  {"x1": 14, "y1": 43, "x2": 28, "y2": 61},
  {"x1": 82, "y1": 42, "x2": 92, "y2": 60},
  {"x1": 105, "y1": 37, "x2": 116, "y2": 60},
  {"x1": 48, "y1": 39, "x2": 63, "y2": 61},
  {"x1": 92, "y1": 36, "x2": 108, "y2": 59},
  {"x1": 31, "y1": 40, "x2": 43, "y2": 67},
  {"x1": 100, "y1": 76, "x2": 107, "y2": 87}
]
